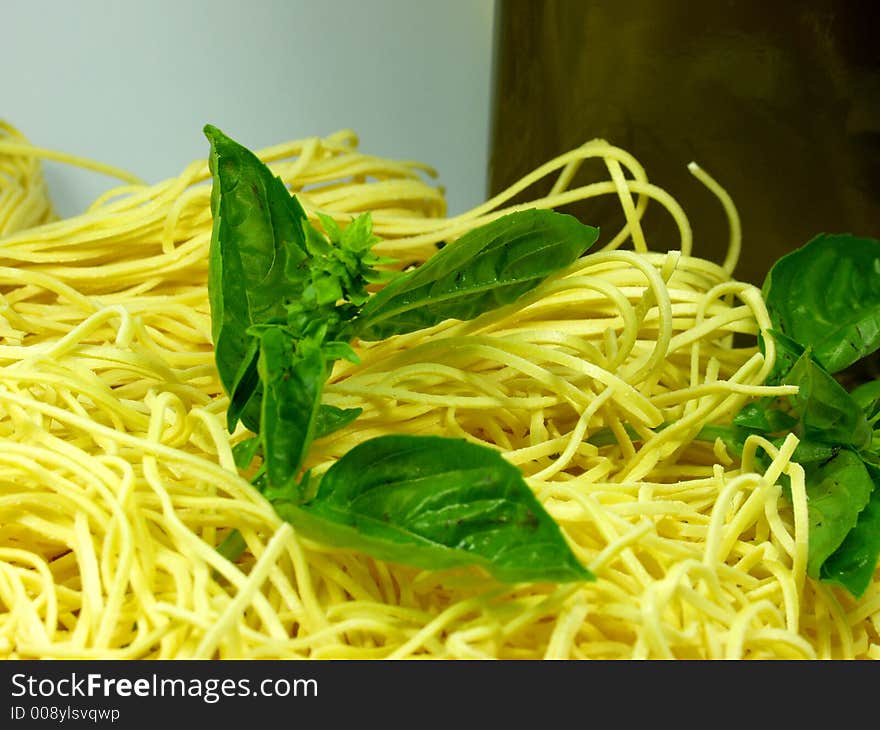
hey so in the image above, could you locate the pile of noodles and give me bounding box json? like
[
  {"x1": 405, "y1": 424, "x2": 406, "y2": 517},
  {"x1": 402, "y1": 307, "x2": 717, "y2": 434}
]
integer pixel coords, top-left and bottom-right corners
[{"x1": 0, "y1": 121, "x2": 878, "y2": 659}]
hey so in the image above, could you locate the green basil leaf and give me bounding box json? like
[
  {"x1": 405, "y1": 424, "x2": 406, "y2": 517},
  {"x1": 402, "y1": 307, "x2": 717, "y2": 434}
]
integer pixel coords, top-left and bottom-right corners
[
  {"x1": 851, "y1": 378, "x2": 880, "y2": 424},
  {"x1": 225, "y1": 336, "x2": 261, "y2": 432},
  {"x1": 805, "y1": 448, "x2": 874, "y2": 579},
  {"x1": 763, "y1": 233, "x2": 880, "y2": 375},
  {"x1": 273, "y1": 434, "x2": 592, "y2": 583},
  {"x1": 314, "y1": 404, "x2": 363, "y2": 439},
  {"x1": 785, "y1": 351, "x2": 871, "y2": 450},
  {"x1": 258, "y1": 327, "x2": 325, "y2": 490},
  {"x1": 204, "y1": 124, "x2": 309, "y2": 432},
  {"x1": 690, "y1": 423, "x2": 756, "y2": 459},
  {"x1": 354, "y1": 209, "x2": 599, "y2": 341},
  {"x1": 732, "y1": 399, "x2": 798, "y2": 433},
  {"x1": 216, "y1": 529, "x2": 248, "y2": 563},
  {"x1": 819, "y1": 463, "x2": 880, "y2": 598},
  {"x1": 761, "y1": 329, "x2": 806, "y2": 386},
  {"x1": 232, "y1": 436, "x2": 262, "y2": 471},
  {"x1": 851, "y1": 378, "x2": 880, "y2": 458},
  {"x1": 789, "y1": 440, "x2": 840, "y2": 467}
]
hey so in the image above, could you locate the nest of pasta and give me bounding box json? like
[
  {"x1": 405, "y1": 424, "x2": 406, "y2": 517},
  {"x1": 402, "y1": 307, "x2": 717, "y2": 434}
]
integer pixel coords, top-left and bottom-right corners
[{"x1": 0, "y1": 122, "x2": 875, "y2": 659}]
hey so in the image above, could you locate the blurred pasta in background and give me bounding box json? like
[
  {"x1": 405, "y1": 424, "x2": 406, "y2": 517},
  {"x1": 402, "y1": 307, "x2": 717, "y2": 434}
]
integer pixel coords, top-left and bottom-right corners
[{"x1": 0, "y1": 122, "x2": 55, "y2": 236}]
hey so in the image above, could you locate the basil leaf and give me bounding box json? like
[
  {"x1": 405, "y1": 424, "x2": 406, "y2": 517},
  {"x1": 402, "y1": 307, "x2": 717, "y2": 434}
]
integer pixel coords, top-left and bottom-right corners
[
  {"x1": 789, "y1": 440, "x2": 840, "y2": 467},
  {"x1": 732, "y1": 399, "x2": 798, "y2": 433},
  {"x1": 231, "y1": 436, "x2": 262, "y2": 471},
  {"x1": 315, "y1": 404, "x2": 363, "y2": 439},
  {"x1": 353, "y1": 209, "x2": 599, "y2": 341},
  {"x1": 785, "y1": 351, "x2": 871, "y2": 451},
  {"x1": 258, "y1": 327, "x2": 325, "y2": 490},
  {"x1": 204, "y1": 124, "x2": 309, "y2": 432},
  {"x1": 851, "y1": 378, "x2": 880, "y2": 425},
  {"x1": 273, "y1": 434, "x2": 592, "y2": 583},
  {"x1": 690, "y1": 423, "x2": 755, "y2": 459},
  {"x1": 763, "y1": 233, "x2": 880, "y2": 375},
  {"x1": 819, "y1": 463, "x2": 880, "y2": 598},
  {"x1": 225, "y1": 337, "x2": 261, "y2": 431},
  {"x1": 805, "y1": 448, "x2": 875, "y2": 580},
  {"x1": 217, "y1": 529, "x2": 247, "y2": 563}
]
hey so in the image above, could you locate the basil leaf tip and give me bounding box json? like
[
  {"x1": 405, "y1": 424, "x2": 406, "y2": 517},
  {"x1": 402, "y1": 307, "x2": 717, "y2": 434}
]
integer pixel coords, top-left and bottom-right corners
[{"x1": 746, "y1": 232, "x2": 880, "y2": 597}]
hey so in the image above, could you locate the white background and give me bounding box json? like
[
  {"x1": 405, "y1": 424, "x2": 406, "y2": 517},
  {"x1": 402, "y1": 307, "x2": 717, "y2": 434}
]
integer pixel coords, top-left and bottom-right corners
[{"x1": 3, "y1": 0, "x2": 497, "y2": 218}]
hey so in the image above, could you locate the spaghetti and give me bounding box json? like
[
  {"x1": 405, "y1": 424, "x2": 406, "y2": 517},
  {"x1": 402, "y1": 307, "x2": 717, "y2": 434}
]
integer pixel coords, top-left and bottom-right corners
[{"x1": 0, "y1": 122, "x2": 876, "y2": 659}]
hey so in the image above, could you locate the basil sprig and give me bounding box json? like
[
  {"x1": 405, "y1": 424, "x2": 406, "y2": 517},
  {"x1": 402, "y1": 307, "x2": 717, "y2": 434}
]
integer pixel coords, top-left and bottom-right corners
[
  {"x1": 702, "y1": 234, "x2": 880, "y2": 598},
  {"x1": 354, "y1": 208, "x2": 598, "y2": 341},
  {"x1": 205, "y1": 124, "x2": 596, "y2": 584},
  {"x1": 582, "y1": 233, "x2": 880, "y2": 598}
]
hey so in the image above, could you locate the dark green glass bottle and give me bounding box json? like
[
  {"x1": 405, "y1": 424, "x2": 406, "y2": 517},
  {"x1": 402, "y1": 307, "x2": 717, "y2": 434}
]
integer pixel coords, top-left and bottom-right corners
[{"x1": 489, "y1": 0, "x2": 879, "y2": 285}]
